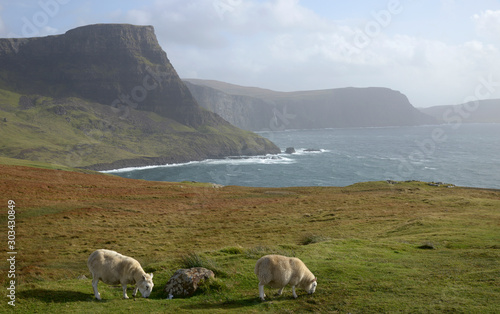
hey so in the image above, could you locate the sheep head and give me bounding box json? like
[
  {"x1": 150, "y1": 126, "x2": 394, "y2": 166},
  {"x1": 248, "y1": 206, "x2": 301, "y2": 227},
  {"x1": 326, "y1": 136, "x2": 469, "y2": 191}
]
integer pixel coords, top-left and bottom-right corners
[
  {"x1": 307, "y1": 277, "x2": 317, "y2": 294},
  {"x1": 137, "y1": 273, "x2": 154, "y2": 298}
]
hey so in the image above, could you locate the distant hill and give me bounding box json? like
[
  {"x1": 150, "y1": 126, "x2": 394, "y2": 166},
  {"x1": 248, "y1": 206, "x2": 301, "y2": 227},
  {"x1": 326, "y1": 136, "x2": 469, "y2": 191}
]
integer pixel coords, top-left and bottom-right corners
[
  {"x1": 184, "y1": 79, "x2": 436, "y2": 131},
  {"x1": 0, "y1": 24, "x2": 279, "y2": 170},
  {"x1": 419, "y1": 99, "x2": 500, "y2": 124}
]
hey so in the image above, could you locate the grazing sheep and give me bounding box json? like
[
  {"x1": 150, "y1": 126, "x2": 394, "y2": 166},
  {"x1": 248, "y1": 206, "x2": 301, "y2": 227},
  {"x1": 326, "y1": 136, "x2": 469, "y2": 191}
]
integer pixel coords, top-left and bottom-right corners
[
  {"x1": 87, "y1": 249, "x2": 154, "y2": 300},
  {"x1": 254, "y1": 254, "x2": 317, "y2": 300}
]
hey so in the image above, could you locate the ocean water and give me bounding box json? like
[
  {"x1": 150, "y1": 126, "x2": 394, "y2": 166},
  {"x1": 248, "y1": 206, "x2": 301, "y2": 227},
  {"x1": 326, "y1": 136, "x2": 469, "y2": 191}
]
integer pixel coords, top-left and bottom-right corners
[{"x1": 104, "y1": 124, "x2": 500, "y2": 189}]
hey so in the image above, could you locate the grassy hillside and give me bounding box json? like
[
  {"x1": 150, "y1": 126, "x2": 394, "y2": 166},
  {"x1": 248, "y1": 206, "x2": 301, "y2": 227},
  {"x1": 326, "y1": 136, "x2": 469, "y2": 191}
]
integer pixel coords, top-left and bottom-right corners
[
  {"x1": 1, "y1": 162, "x2": 499, "y2": 312},
  {"x1": 0, "y1": 89, "x2": 278, "y2": 170}
]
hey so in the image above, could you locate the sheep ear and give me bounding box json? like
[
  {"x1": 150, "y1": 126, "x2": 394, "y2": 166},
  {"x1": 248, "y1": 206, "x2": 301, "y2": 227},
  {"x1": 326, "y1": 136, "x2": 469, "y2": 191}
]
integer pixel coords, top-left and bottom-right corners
[
  {"x1": 313, "y1": 277, "x2": 317, "y2": 282},
  {"x1": 142, "y1": 275, "x2": 146, "y2": 280},
  {"x1": 150, "y1": 273, "x2": 154, "y2": 279}
]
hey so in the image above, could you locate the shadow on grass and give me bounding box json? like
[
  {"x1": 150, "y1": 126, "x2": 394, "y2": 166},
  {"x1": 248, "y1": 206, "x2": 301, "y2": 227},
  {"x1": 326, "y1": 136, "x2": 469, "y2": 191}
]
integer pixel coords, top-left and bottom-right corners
[
  {"x1": 181, "y1": 297, "x2": 261, "y2": 310},
  {"x1": 18, "y1": 289, "x2": 92, "y2": 303}
]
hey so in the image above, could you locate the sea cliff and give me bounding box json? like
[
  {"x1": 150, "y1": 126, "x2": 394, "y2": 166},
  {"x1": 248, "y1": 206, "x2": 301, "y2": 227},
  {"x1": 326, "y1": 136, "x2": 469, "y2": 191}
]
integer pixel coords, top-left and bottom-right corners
[
  {"x1": 0, "y1": 24, "x2": 280, "y2": 169},
  {"x1": 185, "y1": 79, "x2": 436, "y2": 131}
]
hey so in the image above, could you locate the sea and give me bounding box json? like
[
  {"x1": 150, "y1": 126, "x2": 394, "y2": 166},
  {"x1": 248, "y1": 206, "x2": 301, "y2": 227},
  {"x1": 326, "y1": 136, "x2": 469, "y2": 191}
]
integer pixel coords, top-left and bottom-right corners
[{"x1": 104, "y1": 123, "x2": 500, "y2": 189}]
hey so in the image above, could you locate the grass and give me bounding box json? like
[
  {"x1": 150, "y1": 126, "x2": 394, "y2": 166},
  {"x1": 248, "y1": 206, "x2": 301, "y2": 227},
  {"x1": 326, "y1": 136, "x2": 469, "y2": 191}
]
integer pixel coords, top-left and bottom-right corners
[
  {"x1": 0, "y1": 162, "x2": 499, "y2": 313},
  {"x1": 179, "y1": 252, "x2": 225, "y2": 277},
  {"x1": 0, "y1": 89, "x2": 278, "y2": 169},
  {"x1": 0, "y1": 157, "x2": 100, "y2": 174},
  {"x1": 300, "y1": 233, "x2": 330, "y2": 245}
]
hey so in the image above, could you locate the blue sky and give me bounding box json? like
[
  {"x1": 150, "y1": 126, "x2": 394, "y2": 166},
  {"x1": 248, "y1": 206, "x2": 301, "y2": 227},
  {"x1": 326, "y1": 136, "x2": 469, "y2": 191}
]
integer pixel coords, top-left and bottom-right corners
[{"x1": 1, "y1": 0, "x2": 500, "y2": 107}]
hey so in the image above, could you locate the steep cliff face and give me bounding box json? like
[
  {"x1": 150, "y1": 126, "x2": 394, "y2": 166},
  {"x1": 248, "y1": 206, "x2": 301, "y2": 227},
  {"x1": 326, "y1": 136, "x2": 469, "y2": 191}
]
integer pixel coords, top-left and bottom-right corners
[
  {"x1": 185, "y1": 79, "x2": 436, "y2": 131},
  {"x1": 0, "y1": 24, "x2": 218, "y2": 127},
  {"x1": 184, "y1": 81, "x2": 275, "y2": 130},
  {"x1": 0, "y1": 24, "x2": 280, "y2": 169}
]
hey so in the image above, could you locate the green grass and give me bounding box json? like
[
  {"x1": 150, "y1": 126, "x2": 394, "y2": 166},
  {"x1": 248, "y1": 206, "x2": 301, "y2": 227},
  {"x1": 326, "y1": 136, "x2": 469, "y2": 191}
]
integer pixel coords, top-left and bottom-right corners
[
  {"x1": 0, "y1": 164, "x2": 499, "y2": 313},
  {"x1": 179, "y1": 252, "x2": 225, "y2": 277},
  {"x1": 8, "y1": 240, "x2": 500, "y2": 313},
  {"x1": 0, "y1": 157, "x2": 101, "y2": 174},
  {"x1": 300, "y1": 233, "x2": 330, "y2": 245},
  {"x1": 0, "y1": 89, "x2": 277, "y2": 169}
]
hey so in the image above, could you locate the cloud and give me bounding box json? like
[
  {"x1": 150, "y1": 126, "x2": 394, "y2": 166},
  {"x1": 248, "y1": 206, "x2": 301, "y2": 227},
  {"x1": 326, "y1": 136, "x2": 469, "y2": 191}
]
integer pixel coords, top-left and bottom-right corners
[
  {"x1": 104, "y1": 0, "x2": 500, "y2": 107},
  {"x1": 125, "y1": 9, "x2": 153, "y2": 26},
  {"x1": 0, "y1": 5, "x2": 5, "y2": 35},
  {"x1": 473, "y1": 10, "x2": 500, "y2": 41},
  {"x1": 118, "y1": 0, "x2": 231, "y2": 48},
  {"x1": 38, "y1": 25, "x2": 58, "y2": 36}
]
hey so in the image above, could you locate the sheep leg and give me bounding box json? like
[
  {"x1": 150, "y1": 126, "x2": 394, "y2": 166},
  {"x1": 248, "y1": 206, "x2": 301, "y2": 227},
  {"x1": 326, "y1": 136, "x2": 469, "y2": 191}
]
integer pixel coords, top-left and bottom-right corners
[
  {"x1": 132, "y1": 286, "x2": 138, "y2": 297},
  {"x1": 122, "y1": 284, "x2": 129, "y2": 299},
  {"x1": 277, "y1": 287, "x2": 284, "y2": 296},
  {"x1": 92, "y1": 278, "x2": 101, "y2": 300},
  {"x1": 258, "y1": 283, "x2": 266, "y2": 301},
  {"x1": 292, "y1": 286, "x2": 298, "y2": 299}
]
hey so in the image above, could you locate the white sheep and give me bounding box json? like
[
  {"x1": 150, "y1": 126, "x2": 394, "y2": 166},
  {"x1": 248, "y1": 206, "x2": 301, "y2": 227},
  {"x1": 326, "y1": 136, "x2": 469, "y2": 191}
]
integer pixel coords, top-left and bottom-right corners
[
  {"x1": 87, "y1": 249, "x2": 154, "y2": 300},
  {"x1": 254, "y1": 254, "x2": 317, "y2": 301}
]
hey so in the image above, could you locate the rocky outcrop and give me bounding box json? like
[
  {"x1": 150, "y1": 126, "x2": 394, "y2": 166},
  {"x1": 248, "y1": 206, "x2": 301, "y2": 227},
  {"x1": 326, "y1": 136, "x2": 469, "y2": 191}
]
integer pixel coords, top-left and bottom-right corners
[
  {"x1": 164, "y1": 267, "x2": 215, "y2": 297},
  {"x1": 184, "y1": 79, "x2": 436, "y2": 131}
]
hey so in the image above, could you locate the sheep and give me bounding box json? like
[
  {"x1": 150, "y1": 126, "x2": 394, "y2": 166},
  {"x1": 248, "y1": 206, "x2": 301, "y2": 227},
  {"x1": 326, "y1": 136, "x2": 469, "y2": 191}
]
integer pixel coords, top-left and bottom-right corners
[
  {"x1": 254, "y1": 254, "x2": 317, "y2": 301},
  {"x1": 87, "y1": 249, "x2": 154, "y2": 300}
]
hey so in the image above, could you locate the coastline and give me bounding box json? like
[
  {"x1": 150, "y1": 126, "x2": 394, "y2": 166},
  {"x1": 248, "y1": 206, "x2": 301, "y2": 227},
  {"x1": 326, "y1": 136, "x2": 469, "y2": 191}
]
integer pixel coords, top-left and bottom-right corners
[{"x1": 82, "y1": 151, "x2": 285, "y2": 172}]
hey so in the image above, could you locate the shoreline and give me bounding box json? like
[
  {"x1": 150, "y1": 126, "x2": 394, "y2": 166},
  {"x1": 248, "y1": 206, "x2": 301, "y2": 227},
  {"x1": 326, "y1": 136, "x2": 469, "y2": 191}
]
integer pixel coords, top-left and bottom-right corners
[
  {"x1": 82, "y1": 151, "x2": 283, "y2": 172},
  {"x1": 98, "y1": 149, "x2": 329, "y2": 173}
]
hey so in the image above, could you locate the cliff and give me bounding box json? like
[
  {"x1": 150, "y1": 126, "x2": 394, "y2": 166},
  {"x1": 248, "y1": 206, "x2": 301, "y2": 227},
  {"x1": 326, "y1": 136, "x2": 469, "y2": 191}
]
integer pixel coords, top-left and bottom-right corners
[
  {"x1": 0, "y1": 24, "x2": 280, "y2": 169},
  {"x1": 184, "y1": 81, "x2": 276, "y2": 131},
  {"x1": 0, "y1": 24, "x2": 213, "y2": 126},
  {"x1": 419, "y1": 99, "x2": 500, "y2": 123},
  {"x1": 184, "y1": 79, "x2": 436, "y2": 131}
]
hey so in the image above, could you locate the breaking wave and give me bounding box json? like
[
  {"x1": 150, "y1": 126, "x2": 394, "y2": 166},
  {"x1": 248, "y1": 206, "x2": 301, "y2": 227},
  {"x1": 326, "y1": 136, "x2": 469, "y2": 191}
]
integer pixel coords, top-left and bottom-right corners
[{"x1": 101, "y1": 154, "x2": 298, "y2": 173}]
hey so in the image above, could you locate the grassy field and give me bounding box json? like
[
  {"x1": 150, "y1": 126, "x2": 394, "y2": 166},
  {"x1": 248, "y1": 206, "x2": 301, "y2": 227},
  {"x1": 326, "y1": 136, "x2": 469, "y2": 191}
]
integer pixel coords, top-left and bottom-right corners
[{"x1": 0, "y1": 161, "x2": 499, "y2": 313}]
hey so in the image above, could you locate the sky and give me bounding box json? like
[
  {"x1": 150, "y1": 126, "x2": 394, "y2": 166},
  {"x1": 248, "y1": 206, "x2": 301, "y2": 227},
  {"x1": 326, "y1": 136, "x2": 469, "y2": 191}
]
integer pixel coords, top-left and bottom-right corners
[{"x1": 1, "y1": 0, "x2": 500, "y2": 108}]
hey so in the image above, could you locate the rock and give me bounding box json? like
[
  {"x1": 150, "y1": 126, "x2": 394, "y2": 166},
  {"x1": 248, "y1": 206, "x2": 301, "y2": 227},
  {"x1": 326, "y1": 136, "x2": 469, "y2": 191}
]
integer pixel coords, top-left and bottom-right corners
[
  {"x1": 285, "y1": 147, "x2": 296, "y2": 154},
  {"x1": 304, "y1": 148, "x2": 321, "y2": 152},
  {"x1": 18, "y1": 95, "x2": 35, "y2": 109},
  {"x1": 164, "y1": 267, "x2": 215, "y2": 297},
  {"x1": 51, "y1": 105, "x2": 67, "y2": 115}
]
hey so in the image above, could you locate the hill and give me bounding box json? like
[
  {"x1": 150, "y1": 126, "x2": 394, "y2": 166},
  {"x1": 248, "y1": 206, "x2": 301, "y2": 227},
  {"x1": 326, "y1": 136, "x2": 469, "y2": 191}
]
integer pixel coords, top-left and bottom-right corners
[
  {"x1": 1, "y1": 162, "x2": 499, "y2": 312},
  {"x1": 0, "y1": 24, "x2": 279, "y2": 170},
  {"x1": 419, "y1": 99, "x2": 500, "y2": 124},
  {"x1": 184, "y1": 79, "x2": 436, "y2": 131}
]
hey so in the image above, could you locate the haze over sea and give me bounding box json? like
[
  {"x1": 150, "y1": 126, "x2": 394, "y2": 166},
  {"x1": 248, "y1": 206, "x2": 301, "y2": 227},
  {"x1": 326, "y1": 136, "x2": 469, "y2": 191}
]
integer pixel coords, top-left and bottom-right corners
[{"x1": 106, "y1": 123, "x2": 500, "y2": 189}]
